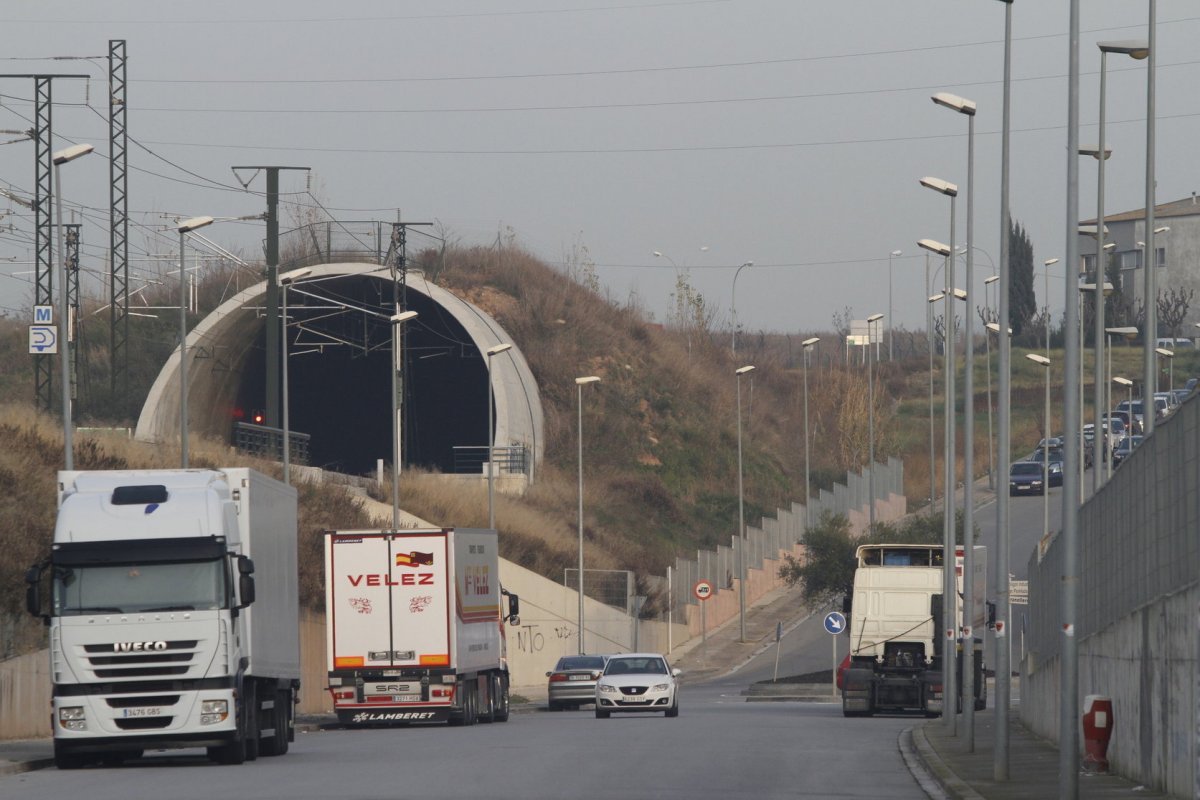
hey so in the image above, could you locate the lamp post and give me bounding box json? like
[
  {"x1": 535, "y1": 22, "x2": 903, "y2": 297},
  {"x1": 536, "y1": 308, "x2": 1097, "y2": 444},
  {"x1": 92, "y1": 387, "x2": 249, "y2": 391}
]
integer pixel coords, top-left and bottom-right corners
[
  {"x1": 888, "y1": 250, "x2": 901, "y2": 361},
  {"x1": 919, "y1": 238, "x2": 956, "y2": 734},
  {"x1": 575, "y1": 375, "x2": 600, "y2": 655},
  {"x1": 731, "y1": 261, "x2": 753, "y2": 356},
  {"x1": 1079, "y1": 276, "x2": 1114, "y2": 484},
  {"x1": 1114, "y1": 377, "x2": 1134, "y2": 427},
  {"x1": 486, "y1": 343, "x2": 513, "y2": 530},
  {"x1": 1105, "y1": 327, "x2": 1139, "y2": 479},
  {"x1": 984, "y1": 273, "x2": 999, "y2": 491},
  {"x1": 933, "y1": 88, "x2": 979, "y2": 746},
  {"x1": 1027, "y1": 353, "x2": 1052, "y2": 567},
  {"x1": 994, "y1": 3, "x2": 1015, "y2": 776},
  {"x1": 927, "y1": 289, "x2": 940, "y2": 510},
  {"x1": 802, "y1": 338, "x2": 819, "y2": 528},
  {"x1": 176, "y1": 214, "x2": 215, "y2": 468},
  {"x1": 1155, "y1": 347, "x2": 1173, "y2": 395},
  {"x1": 1143, "y1": 4, "x2": 1159, "y2": 444},
  {"x1": 280, "y1": 267, "x2": 313, "y2": 485},
  {"x1": 735, "y1": 364, "x2": 755, "y2": 643},
  {"x1": 52, "y1": 143, "x2": 94, "y2": 471},
  {"x1": 389, "y1": 310, "x2": 419, "y2": 528},
  {"x1": 866, "y1": 313, "x2": 884, "y2": 532}
]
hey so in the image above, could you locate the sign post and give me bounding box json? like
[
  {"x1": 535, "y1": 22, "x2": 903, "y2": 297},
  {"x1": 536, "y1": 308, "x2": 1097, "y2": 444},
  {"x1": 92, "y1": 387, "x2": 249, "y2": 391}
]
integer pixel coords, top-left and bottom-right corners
[
  {"x1": 824, "y1": 611, "x2": 846, "y2": 698},
  {"x1": 694, "y1": 580, "x2": 713, "y2": 666}
]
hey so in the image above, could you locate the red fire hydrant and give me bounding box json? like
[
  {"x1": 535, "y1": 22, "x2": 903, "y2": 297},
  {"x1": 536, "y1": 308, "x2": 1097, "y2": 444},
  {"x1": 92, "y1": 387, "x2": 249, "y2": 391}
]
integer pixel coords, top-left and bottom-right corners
[{"x1": 1081, "y1": 695, "x2": 1113, "y2": 773}]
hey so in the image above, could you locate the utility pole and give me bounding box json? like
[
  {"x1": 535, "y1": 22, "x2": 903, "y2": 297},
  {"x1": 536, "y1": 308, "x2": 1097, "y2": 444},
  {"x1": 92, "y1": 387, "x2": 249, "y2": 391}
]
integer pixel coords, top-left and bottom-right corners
[{"x1": 231, "y1": 166, "x2": 310, "y2": 432}]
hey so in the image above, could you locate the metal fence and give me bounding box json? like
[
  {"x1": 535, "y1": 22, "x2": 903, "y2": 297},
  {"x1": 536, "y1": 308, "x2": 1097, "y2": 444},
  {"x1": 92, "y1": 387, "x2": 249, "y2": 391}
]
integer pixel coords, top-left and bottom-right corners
[
  {"x1": 452, "y1": 445, "x2": 530, "y2": 476},
  {"x1": 1027, "y1": 393, "x2": 1200, "y2": 660},
  {"x1": 669, "y1": 457, "x2": 904, "y2": 614},
  {"x1": 233, "y1": 421, "x2": 311, "y2": 466},
  {"x1": 563, "y1": 568, "x2": 635, "y2": 613}
]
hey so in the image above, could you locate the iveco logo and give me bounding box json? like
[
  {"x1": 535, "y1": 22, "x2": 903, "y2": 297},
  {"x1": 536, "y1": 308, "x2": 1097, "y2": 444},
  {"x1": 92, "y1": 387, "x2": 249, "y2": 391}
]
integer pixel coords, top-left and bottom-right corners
[{"x1": 114, "y1": 641, "x2": 168, "y2": 652}]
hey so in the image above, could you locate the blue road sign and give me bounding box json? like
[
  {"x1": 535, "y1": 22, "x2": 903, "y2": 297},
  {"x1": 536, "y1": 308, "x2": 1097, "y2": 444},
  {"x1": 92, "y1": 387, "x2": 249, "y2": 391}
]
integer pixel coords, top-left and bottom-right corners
[{"x1": 823, "y1": 611, "x2": 846, "y2": 635}]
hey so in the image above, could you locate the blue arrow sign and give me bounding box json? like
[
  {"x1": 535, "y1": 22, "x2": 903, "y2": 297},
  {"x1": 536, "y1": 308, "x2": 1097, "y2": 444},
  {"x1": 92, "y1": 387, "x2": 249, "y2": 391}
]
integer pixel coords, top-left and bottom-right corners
[{"x1": 823, "y1": 611, "x2": 846, "y2": 635}]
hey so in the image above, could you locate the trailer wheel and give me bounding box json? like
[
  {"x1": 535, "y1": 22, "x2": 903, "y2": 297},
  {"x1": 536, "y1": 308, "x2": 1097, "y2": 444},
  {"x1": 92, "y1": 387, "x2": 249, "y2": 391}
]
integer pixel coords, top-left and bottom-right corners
[
  {"x1": 244, "y1": 682, "x2": 260, "y2": 761},
  {"x1": 261, "y1": 688, "x2": 290, "y2": 756},
  {"x1": 479, "y1": 677, "x2": 496, "y2": 724}
]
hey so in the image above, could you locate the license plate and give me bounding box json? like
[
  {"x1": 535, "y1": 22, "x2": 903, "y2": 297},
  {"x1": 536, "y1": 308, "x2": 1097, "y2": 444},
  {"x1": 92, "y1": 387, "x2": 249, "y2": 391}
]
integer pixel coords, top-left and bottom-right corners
[
  {"x1": 395, "y1": 694, "x2": 421, "y2": 702},
  {"x1": 620, "y1": 697, "x2": 651, "y2": 704},
  {"x1": 122, "y1": 707, "x2": 163, "y2": 718},
  {"x1": 568, "y1": 675, "x2": 591, "y2": 681}
]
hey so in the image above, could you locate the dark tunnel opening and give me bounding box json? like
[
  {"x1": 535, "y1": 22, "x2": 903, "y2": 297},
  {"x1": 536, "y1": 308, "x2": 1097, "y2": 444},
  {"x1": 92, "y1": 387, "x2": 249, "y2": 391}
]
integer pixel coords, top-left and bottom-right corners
[{"x1": 233, "y1": 277, "x2": 491, "y2": 475}]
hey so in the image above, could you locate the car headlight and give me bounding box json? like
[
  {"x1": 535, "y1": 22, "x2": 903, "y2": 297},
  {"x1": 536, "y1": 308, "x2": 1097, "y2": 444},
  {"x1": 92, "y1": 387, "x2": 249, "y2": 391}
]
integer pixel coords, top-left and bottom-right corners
[
  {"x1": 651, "y1": 683, "x2": 671, "y2": 692},
  {"x1": 598, "y1": 684, "x2": 618, "y2": 694}
]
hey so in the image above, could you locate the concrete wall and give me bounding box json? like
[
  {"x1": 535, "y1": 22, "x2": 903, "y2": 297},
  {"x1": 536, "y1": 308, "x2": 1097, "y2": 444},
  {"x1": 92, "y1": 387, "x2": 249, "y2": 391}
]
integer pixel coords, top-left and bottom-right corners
[{"x1": 0, "y1": 650, "x2": 50, "y2": 739}]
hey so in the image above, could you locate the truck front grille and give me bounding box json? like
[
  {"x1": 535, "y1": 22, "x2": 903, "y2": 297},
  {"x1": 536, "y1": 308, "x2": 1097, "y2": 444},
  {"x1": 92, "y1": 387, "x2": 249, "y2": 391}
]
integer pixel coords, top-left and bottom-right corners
[
  {"x1": 82, "y1": 640, "x2": 200, "y2": 680},
  {"x1": 114, "y1": 717, "x2": 173, "y2": 731}
]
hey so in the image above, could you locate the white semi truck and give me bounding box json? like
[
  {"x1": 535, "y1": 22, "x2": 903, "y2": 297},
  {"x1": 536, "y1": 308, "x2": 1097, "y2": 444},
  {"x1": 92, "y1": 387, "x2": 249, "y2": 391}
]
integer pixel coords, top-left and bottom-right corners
[
  {"x1": 840, "y1": 543, "x2": 985, "y2": 717},
  {"x1": 25, "y1": 468, "x2": 300, "y2": 768},
  {"x1": 324, "y1": 527, "x2": 519, "y2": 725}
]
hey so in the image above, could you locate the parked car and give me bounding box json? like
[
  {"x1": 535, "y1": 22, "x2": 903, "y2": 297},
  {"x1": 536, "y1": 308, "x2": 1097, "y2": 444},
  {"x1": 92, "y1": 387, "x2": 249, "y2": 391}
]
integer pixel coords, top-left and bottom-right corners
[
  {"x1": 1025, "y1": 447, "x2": 1064, "y2": 486},
  {"x1": 1106, "y1": 410, "x2": 1136, "y2": 437},
  {"x1": 1009, "y1": 461, "x2": 1046, "y2": 496},
  {"x1": 1153, "y1": 392, "x2": 1175, "y2": 417},
  {"x1": 546, "y1": 654, "x2": 609, "y2": 710},
  {"x1": 595, "y1": 653, "x2": 680, "y2": 718},
  {"x1": 1170, "y1": 388, "x2": 1191, "y2": 406},
  {"x1": 1111, "y1": 435, "x2": 1144, "y2": 468},
  {"x1": 1116, "y1": 400, "x2": 1145, "y2": 434}
]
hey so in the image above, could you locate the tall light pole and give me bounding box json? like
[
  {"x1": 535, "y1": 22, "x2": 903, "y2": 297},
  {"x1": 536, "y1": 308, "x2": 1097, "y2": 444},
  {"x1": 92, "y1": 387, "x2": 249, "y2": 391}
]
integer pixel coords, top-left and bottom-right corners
[
  {"x1": 280, "y1": 267, "x2": 312, "y2": 485},
  {"x1": 390, "y1": 310, "x2": 418, "y2": 528},
  {"x1": 933, "y1": 88, "x2": 979, "y2": 746},
  {"x1": 730, "y1": 261, "x2": 753, "y2": 356},
  {"x1": 802, "y1": 338, "x2": 819, "y2": 528},
  {"x1": 920, "y1": 238, "x2": 956, "y2": 734},
  {"x1": 1114, "y1": 377, "x2": 1134, "y2": 429},
  {"x1": 1061, "y1": 4, "x2": 1083, "y2": 792},
  {"x1": 575, "y1": 375, "x2": 600, "y2": 654},
  {"x1": 984, "y1": 273, "x2": 999, "y2": 491},
  {"x1": 735, "y1": 364, "x2": 755, "y2": 643},
  {"x1": 486, "y1": 343, "x2": 513, "y2": 530},
  {"x1": 993, "y1": 3, "x2": 1015, "y2": 776},
  {"x1": 927, "y1": 289, "x2": 940, "y2": 510},
  {"x1": 1079, "y1": 276, "x2": 1114, "y2": 481},
  {"x1": 888, "y1": 250, "x2": 901, "y2": 361},
  {"x1": 1107, "y1": 327, "x2": 1139, "y2": 477},
  {"x1": 866, "y1": 313, "x2": 884, "y2": 532},
  {"x1": 1143, "y1": 3, "x2": 1159, "y2": 442},
  {"x1": 52, "y1": 143, "x2": 94, "y2": 471},
  {"x1": 176, "y1": 214, "x2": 214, "y2": 468},
  {"x1": 1027, "y1": 353, "x2": 1052, "y2": 572}
]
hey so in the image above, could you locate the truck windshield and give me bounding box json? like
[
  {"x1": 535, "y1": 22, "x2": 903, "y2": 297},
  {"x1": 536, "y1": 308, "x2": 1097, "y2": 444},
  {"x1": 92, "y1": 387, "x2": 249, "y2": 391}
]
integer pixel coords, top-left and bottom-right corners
[{"x1": 53, "y1": 559, "x2": 228, "y2": 616}]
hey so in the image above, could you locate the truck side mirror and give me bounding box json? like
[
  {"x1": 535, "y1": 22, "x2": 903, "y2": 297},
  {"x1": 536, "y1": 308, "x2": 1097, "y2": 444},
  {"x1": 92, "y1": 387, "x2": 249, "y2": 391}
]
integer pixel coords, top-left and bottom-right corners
[
  {"x1": 841, "y1": 595, "x2": 851, "y2": 615},
  {"x1": 25, "y1": 565, "x2": 42, "y2": 617},
  {"x1": 237, "y1": 556, "x2": 256, "y2": 608},
  {"x1": 502, "y1": 589, "x2": 519, "y2": 625}
]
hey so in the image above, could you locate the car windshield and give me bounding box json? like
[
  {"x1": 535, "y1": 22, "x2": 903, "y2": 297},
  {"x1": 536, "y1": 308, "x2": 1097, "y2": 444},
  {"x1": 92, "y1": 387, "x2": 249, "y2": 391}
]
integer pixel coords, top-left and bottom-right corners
[
  {"x1": 1029, "y1": 449, "x2": 1063, "y2": 464},
  {"x1": 605, "y1": 657, "x2": 667, "y2": 675},
  {"x1": 52, "y1": 559, "x2": 228, "y2": 616},
  {"x1": 556, "y1": 656, "x2": 606, "y2": 671},
  {"x1": 1011, "y1": 463, "x2": 1042, "y2": 476}
]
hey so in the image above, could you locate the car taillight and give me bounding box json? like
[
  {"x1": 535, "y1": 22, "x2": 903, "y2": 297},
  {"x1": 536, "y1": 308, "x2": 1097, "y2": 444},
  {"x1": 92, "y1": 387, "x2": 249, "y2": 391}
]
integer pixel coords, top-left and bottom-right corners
[{"x1": 549, "y1": 673, "x2": 568, "y2": 682}]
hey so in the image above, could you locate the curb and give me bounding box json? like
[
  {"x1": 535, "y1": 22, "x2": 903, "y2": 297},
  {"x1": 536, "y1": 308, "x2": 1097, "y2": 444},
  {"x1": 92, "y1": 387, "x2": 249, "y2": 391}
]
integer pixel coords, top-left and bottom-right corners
[
  {"x1": 0, "y1": 757, "x2": 55, "y2": 777},
  {"x1": 908, "y1": 723, "x2": 985, "y2": 800}
]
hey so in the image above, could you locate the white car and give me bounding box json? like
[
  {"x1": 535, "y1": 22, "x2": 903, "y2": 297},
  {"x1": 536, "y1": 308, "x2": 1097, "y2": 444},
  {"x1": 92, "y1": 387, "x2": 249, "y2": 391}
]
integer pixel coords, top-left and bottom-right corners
[{"x1": 594, "y1": 653, "x2": 680, "y2": 718}]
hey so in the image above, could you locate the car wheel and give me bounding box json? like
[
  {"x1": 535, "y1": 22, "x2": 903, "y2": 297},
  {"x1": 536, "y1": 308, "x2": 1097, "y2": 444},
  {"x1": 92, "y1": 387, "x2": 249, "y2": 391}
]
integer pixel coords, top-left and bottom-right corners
[
  {"x1": 665, "y1": 701, "x2": 679, "y2": 718},
  {"x1": 547, "y1": 701, "x2": 561, "y2": 711},
  {"x1": 595, "y1": 709, "x2": 610, "y2": 719}
]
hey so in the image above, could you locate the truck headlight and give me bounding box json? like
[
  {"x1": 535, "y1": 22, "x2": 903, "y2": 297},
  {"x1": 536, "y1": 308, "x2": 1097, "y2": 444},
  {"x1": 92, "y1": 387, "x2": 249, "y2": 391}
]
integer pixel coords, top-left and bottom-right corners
[
  {"x1": 58, "y1": 706, "x2": 86, "y2": 731},
  {"x1": 200, "y1": 699, "x2": 229, "y2": 725}
]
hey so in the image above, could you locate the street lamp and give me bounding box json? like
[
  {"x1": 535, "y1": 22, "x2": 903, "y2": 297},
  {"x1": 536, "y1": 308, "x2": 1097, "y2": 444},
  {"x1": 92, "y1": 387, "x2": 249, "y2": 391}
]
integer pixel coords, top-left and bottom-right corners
[
  {"x1": 280, "y1": 267, "x2": 313, "y2": 485},
  {"x1": 888, "y1": 250, "x2": 901, "y2": 361},
  {"x1": 1026, "y1": 353, "x2": 1052, "y2": 573},
  {"x1": 933, "y1": 88, "x2": 980, "y2": 745},
  {"x1": 1106, "y1": 326, "x2": 1139, "y2": 479},
  {"x1": 984, "y1": 273, "x2": 999, "y2": 490},
  {"x1": 801, "y1": 338, "x2": 819, "y2": 528},
  {"x1": 866, "y1": 313, "x2": 884, "y2": 532},
  {"x1": 735, "y1": 364, "x2": 755, "y2": 643},
  {"x1": 575, "y1": 375, "x2": 600, "y2": 655},
  {"x1": 919, "y1": 236, "x2": 957, "y2": 734},
  {"x1": 390, "y1": 310, "x2": 419, "y2": 528},
  {"x1": 1079, "y1": 278, "x2": 1114, "y2": 488},
  {"x1": 1042, "y1": 258, "x2": 1059, "y2": 356},
  {"x1": 52, "y1": 143, "x2": 94, "y2": 471},
  {"x1": 1155, "y1": 347, "x2": 1174, "y2": 395},
  {"x1": 176, "y1": 214, "x2": 215, "y2": 468},
  {"x1": 1114, "y1": 376, "x2": 1134, "y2": 426},
  {"x1": 731, "y1": 261, "x2": 754, "y2": 356},
  {"x1": 486, "y1": 343, "x2": 513, "y2": 530}
]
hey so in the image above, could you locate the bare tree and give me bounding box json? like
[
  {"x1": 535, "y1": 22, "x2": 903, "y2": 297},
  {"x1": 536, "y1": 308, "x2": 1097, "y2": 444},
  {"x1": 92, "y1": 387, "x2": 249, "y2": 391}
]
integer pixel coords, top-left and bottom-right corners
[{"x1": 1157, "y1": 287, "x2": 1195, "y2": 340}]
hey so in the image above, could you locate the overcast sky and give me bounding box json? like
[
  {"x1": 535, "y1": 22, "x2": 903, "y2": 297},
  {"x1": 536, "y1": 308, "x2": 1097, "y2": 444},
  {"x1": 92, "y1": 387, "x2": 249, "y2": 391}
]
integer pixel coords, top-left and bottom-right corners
[{"x1": 1, "y1": 1, "x2": 1197, "y2": 338}]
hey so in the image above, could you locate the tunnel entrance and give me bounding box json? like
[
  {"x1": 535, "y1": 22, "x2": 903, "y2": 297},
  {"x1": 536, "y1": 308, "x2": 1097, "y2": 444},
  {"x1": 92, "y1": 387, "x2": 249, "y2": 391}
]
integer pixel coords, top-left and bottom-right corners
[{"x1": 232, "y1": 275, "x2": 490, "y2": 475}]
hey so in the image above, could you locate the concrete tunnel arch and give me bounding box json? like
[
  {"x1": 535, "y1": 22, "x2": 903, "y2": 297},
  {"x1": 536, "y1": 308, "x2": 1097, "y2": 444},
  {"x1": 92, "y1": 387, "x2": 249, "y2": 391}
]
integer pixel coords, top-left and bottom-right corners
[{"x1": 135, "y1": 263, "x2": 544, "y2": 480}]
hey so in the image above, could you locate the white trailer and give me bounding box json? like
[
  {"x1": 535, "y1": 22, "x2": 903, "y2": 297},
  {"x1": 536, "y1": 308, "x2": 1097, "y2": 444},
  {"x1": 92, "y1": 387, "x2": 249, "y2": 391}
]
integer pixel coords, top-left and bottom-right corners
[
  {"x1": 26, "y1": 468, "x2": 300, "y2": 768},
  {"x1": 325, "y1": 528, "x2": 519, "y2": 725}
]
